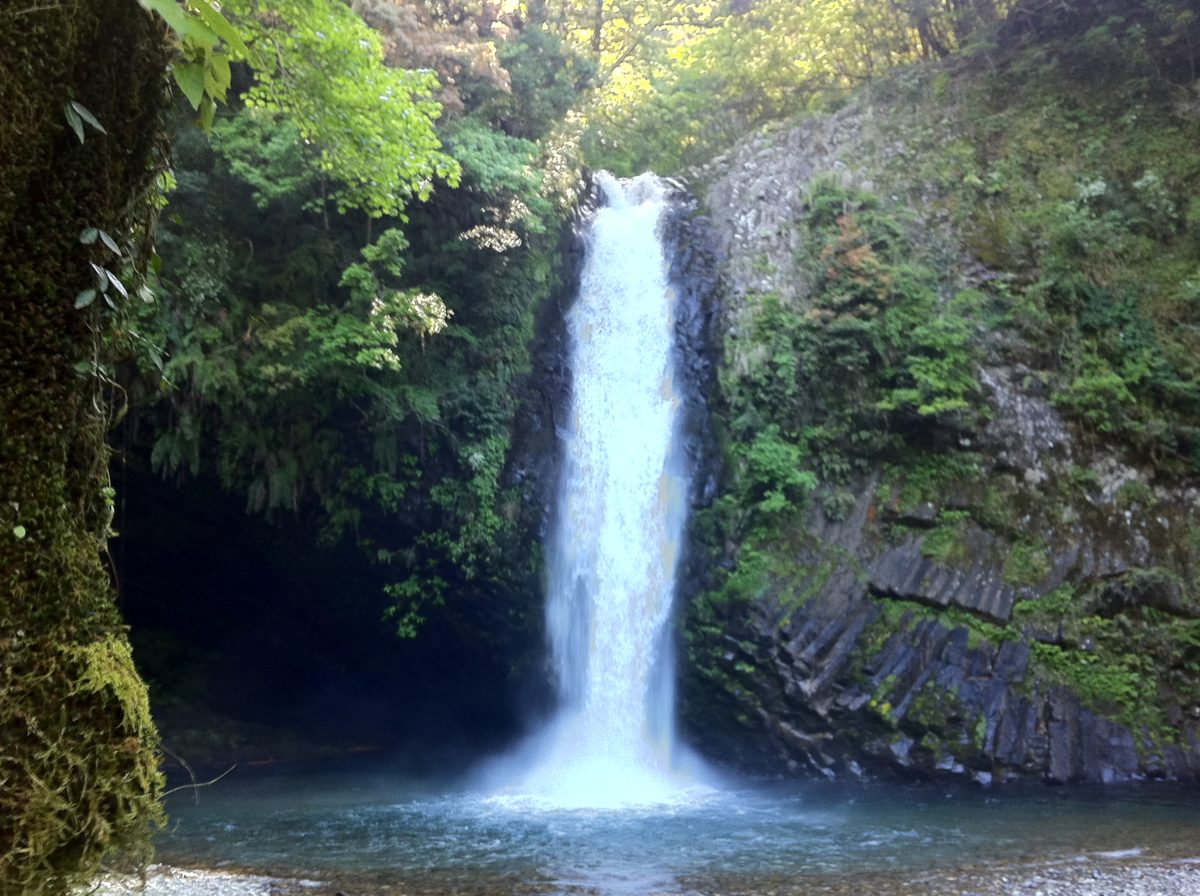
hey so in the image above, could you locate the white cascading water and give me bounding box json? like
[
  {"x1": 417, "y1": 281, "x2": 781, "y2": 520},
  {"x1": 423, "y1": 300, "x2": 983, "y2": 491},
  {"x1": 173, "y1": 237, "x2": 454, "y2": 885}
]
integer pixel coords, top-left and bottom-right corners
[{"x1": 490, "y1": 172, "x2": 705, "y2": 809}]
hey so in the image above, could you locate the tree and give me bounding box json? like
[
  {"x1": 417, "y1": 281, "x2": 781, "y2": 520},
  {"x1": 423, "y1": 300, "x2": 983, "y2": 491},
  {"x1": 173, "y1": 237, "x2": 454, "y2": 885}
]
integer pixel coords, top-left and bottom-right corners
[
  {"x1": 219, "y1": 0, "x2": 460, "y2": 218},
  {"x1": 0, "y1": 0, "x2": 467, "y2": 889},
  {"x1": 129, "y1": 3, "x2": 588, "y2": 643},
  {"x1": 0, "y1": 2, "x2": 170, "y2": 892}
]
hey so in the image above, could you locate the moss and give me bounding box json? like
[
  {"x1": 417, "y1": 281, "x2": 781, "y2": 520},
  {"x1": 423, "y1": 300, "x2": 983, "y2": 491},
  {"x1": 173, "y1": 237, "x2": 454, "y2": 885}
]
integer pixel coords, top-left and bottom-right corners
[
  {"x1": 920, "y1": 510, "x2": 972, "y2": 567},
  {"x1": 1017, "y1": 586, "x2": 1183, "y2": 746},
  {"x1": 73, "y1": 637, "x2": 157, "y2": 739},
  {"x1": 0, "y1": 1, "x2": 169, "y2": 892},
  {"x1": 1031, "y1": 639, "x2": 1165, "y2": 743},
  {"x1": 882, "y1": 451, "x2": 984, "y2": 510},
  {"x1": 1003, "y1": 540, "x2": 1052, "y2": 586}
]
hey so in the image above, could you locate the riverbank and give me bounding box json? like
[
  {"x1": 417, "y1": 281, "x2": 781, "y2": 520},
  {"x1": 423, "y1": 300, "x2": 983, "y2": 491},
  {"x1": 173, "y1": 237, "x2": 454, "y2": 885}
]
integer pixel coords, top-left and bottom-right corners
[{"x1": 96, "y1": 853, "x2": 1200, "y2": 896}]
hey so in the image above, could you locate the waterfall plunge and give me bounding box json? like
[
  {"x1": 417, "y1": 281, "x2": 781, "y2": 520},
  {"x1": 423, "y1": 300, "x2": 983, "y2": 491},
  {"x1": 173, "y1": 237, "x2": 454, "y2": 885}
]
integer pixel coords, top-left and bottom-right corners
[{"x1": 490, "y1": 173, "x2": 710, "y2": 809}]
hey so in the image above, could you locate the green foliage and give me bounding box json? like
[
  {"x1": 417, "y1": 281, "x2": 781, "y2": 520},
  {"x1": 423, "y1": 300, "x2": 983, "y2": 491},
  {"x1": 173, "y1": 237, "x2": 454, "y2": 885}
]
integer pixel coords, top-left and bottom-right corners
[
  {"x1": 882, "y1": 451, "x2": 984, "y2": 508},
  {"x1": 133, "y1": 18, "x2": 572, "y2": 639},
  {"x1": 1013, "y1": 582, "x2": 1200, "y2": 745},
  {"x1": 883, "y1": 17, "x2": 1200, "y2": 472},
  {"x1": 1032, "y1": 639, "x2": 1161, "y2": 738},
  {"x1": 723, "y1": 182, "x2": 982, "y2": 509},
  {"x1": 209, "y1": 114, "x2": 316, "y2": 209},
  {"x1": 738, "y1": 425, "x2": 818, "y2": 516},
  {"x1": 138, "y1": 0, "x2": 247, "y2": 128},
  {"x1": 576, "y1": 0, "x2": 945, "y2": 173},
  {"x1": 877, "y1": 290, "x2": 982, "y2": 418},
  {"x1": 152, "y1": 0, "x2": 461, "y2": 217},
  {"x1": 692, "y1": 182, "x2": 987, "y2": 695},
  {"x1": 683, "y1": 0, "x2": 1200, "y2": 774},
  {"x1": 484, "y1": 27, "x2": 595, "y2": 141},
  {"x1": 921, "y1": 510, "x2": 971, "y2": 567}
]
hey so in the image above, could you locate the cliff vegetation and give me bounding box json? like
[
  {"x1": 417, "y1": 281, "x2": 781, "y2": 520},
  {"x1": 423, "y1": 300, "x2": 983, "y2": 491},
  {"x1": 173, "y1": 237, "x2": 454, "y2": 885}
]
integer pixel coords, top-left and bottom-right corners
[{"x1": 679, "y1": 0, "x2": 1200, "y2": 782}]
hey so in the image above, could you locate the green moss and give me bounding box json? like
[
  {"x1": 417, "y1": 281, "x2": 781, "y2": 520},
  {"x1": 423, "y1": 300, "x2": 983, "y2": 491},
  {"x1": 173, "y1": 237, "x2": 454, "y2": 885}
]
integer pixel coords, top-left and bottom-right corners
[
  {"x1": 883, "y1": 452, "x2": 984, "y2": 510},
  {"x1": 907, "y1": 681, "x2": 965, "y2": 731},
  {"x1": 972, "y1": 713, "x2": 988, "y2": 750},
  {"x1": 920, "y1": 510, "x2": 971, "y2": 567},
  {"x1": 1032, "y1": 639, "x2": 1165, "y2": 743},
  {"x1": 0, "y1": 1, "x2": 169, "y2": 891},
  {"x1": 73, "y1": 637, "x2": 157, "y2": 739},
  {"x1": 1013, "y1": 584, "x2": 1077, "y2": 622},
  {"x1": 1003, "y1": 540, "x2": 1052, "y2": 586}
]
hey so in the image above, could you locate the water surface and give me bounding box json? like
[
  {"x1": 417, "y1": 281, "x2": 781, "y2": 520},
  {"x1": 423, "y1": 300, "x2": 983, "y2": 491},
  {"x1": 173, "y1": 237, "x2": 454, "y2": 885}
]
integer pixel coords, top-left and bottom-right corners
[{"x1": 159, "y1": 761, "x2": 1200, "y2": 894}]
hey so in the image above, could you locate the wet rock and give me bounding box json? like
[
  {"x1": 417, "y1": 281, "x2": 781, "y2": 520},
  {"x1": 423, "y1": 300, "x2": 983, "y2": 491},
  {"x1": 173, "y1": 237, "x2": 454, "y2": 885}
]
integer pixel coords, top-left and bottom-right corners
[
  {"x1": 868, "y1": 535, "x2": 1017, "y2": 623},
  {"x1": 678, "y1": 106, "x2": 1200, "y2": 787},
  {"x1": 977, "y1": 365, "x2": 1072, "y2": 483}
]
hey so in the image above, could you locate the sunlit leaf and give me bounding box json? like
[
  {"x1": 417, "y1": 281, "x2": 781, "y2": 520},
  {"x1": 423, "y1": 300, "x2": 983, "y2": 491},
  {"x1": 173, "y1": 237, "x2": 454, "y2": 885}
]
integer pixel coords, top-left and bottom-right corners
[
  {"x1": 191, "y1": 0, "x2": 250, "y2": 57},
  {"x1": 138, "y1": 0, "x2": 189, "y2": 34},
  {"x1": 179, "y1": 15, "x2": 219, "y2": 52}
]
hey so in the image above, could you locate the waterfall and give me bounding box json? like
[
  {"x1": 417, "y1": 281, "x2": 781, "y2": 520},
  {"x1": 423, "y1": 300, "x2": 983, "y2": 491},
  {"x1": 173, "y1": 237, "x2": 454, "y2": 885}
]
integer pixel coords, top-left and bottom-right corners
[{"x1": 490, "y1": 172, "x2": 706, "y2": 809}]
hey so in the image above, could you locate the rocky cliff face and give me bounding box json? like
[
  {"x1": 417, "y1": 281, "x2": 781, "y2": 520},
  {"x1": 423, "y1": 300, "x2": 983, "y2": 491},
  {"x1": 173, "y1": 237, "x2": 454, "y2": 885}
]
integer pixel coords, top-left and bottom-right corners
[{"x1": 679, "y1": 88, "x2": 1200, "y2": 784}]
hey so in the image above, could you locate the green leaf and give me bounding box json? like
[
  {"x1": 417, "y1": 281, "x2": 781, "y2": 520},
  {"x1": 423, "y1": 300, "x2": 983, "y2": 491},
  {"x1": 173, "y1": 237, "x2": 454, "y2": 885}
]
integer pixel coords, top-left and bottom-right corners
[
  {"x1": 74, "y1": 288, "x2": 97, "y2": 309},
  {"x1": 63, "y1": 103, "x2": 84, "y2": 143},
  {"x1": 99, "y1": 230, "x2": 120, "y2": 254},
  {"x1": 69, "y1": 101, "x2": 106, "y2": 135},
  {"x1": 79, "y1": 227, "x2": 99, "y2": 245},
  {"x1": 106, "y1": 271, "x2": 129, "y2": 300},
  {"x1": 203, "y1": 52, "x2": 232, "y2": 102},
  {"x1": 198, "y1": 95, "x2": 217, "y2": 131},
  {"x1": 137, "y1": 285, "x2": 155, "y2": 304},
  {"x1": 190, "y1": 0, "x2": 250, "y2": 57},
  {"x1": 12, "y1": 525, "x2": 26, "y2": 539},
  {"x1": 173, "y1": 62, "x2": 206, "y2": 109},
  {"x1": 178, "y1": 16, "x2": 219, "y2": 52},
  {"x1": 138, "y1": 0, "x2": 189, "y2": 35},
  {"x1": 89, "y1": 262, "x2": 109, "y2": 290}
]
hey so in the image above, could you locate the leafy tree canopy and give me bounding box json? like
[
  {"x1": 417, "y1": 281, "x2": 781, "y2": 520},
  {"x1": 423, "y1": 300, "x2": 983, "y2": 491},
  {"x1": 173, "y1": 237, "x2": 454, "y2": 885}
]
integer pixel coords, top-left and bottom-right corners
[{"x1": 140, "y1": 0, "x2": 461, "y2": 218}]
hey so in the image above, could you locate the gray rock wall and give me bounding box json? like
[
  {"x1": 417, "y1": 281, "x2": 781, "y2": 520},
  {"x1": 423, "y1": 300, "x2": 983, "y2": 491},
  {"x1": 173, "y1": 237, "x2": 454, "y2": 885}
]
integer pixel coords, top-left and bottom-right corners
[{"x1": 679, "y1": 106, "x2": 1200, "y2": 785}]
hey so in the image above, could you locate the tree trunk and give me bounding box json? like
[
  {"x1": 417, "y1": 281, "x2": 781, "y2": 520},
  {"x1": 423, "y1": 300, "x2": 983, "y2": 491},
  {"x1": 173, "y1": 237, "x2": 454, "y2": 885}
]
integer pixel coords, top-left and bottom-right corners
[
  {"x1": 0, "y1": 2, "x2": 169, "y2": 893},
  {"x1": 591, "y1": 0, "x2": 605, "y2": 54}
]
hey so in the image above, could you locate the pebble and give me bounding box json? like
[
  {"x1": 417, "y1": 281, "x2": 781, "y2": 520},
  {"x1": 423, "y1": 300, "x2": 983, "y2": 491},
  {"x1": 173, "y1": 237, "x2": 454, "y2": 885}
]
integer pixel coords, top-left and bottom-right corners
[
  {"x1": 93, "y1": 857, "x2": 1200, "y2": 896},
  {"x1": 94, "y1": 866, "x2": 311, "y2": 896}
]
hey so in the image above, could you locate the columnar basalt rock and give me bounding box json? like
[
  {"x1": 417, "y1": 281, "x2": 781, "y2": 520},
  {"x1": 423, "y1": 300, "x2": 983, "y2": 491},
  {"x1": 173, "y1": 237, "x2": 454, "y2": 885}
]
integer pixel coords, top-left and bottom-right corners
[{"x1": 678, "y1": 101, "x2": 1200, "y2": 785}]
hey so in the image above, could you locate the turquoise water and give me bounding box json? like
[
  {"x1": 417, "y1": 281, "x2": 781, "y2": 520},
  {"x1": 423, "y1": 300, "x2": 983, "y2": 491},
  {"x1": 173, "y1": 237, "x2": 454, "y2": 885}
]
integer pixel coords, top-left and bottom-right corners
[{"x1": 157, "y1": 761, "x2": 1200, "y2": 893}]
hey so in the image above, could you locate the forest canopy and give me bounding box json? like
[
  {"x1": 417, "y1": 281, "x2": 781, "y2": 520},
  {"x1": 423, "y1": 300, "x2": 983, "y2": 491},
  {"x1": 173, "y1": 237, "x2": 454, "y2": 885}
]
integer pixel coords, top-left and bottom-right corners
[{"x1": 126, "y1": 0, "x2": 1200, "y2": 634}]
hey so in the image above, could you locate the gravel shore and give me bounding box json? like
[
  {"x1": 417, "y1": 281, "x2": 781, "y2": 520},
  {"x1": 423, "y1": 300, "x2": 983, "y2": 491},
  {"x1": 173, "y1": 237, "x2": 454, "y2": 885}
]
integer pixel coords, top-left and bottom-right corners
[
  {"x1": 856, "y1": 854, "x2": 1200, "y2": 896},
  {"x1": 95, "y1": 854, "x2": 1200, "y2": 896}
]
